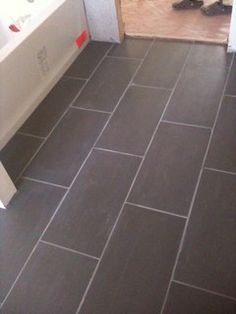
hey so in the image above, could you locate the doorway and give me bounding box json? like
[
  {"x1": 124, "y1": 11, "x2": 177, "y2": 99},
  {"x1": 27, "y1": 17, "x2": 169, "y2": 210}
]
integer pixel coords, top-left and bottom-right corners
[{"x1": 120, "y1": 0, "x2": 232, "y2": 44}]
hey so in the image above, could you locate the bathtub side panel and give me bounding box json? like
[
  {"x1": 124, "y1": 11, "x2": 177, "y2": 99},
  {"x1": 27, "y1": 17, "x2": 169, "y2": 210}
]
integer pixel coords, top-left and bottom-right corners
[{"x1": 0, "y1": 0, "x2": 89, "y2": 150}]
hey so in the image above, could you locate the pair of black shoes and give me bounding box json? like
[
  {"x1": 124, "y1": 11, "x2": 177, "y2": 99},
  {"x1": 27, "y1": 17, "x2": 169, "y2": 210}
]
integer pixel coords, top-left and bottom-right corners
[{"x1": 172, "y1": 0, "x2": 232, "y2": 16}]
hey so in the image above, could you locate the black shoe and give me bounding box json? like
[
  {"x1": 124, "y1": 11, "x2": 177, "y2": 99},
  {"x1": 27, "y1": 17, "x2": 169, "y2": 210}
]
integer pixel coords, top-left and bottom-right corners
[
  {"x1": 201, "y1": 1, "x2": 232, "y2": 15},
  {"x1": 172, "y1": 0, "x2": 204, "y2": 10}
]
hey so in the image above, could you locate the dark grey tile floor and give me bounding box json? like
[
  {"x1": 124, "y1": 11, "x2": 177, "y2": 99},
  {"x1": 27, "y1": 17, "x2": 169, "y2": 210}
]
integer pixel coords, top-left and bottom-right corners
[{"x1": 0, "y1": 39, "x2": 236, "y2": 314}]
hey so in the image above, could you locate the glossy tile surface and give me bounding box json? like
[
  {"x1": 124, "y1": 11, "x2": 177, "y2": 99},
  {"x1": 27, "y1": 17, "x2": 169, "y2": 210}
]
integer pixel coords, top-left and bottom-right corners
[
  {"x1": 129, "y1": 123, "x2": 209, "y2": 216},
  {"x1": 43, "y1": 150, "x2": 140, "y2": 257},
  {"x1": 65, "y1": 41, "x2": 112, "y2": 78},
  {"x1": 74, "y1": 57, "x2": 140, "y2": 112},
  {"x1": 121, "y1": 0, "x2": 231, "y2": 43},
  {"x1": 164, "y1": 64, "x2": 227, "y2": 127},
  {"x1": 134, "y1": 40, "x2": 191, "y2": 88},
  {"x1": 163, "y1": 282, "x2": 236, "y2": 314},
  {"x1": 20, "y1": 77, "x2": 85, "y2": 137},
  {"x1": 24, "y1": 108, "x2": 108, "y2": 186},
  {"x1": 225, "y1": 57, "x2": 236, "y2": 95},
  {"x1": 108, "y1": 38, "x2": 152, "y2": 58},
  {"x1": 0, "y1": 134, "x2": 42, "y2": 181},
  {"x1": 97, "y1": 86, "x2": 170, "y2": 155},
  {"x1": 1, "y1": 243, "x2": 96, "y2": 314},
  {"x1": 0, "y1": 180, "x2": 65, "y2": 302},
  {"x1": 206, "y1": 96, "x2": 236, "y2": 172},
  {"x1": 175, "y1": 170, "x2": 236, "y2": 297},
  {"x1": 1, "y1": 40, "x2": 235, "y2": 314},
  {"x1": 79, "y1": 204, "x2": 185, "y2": 314}
]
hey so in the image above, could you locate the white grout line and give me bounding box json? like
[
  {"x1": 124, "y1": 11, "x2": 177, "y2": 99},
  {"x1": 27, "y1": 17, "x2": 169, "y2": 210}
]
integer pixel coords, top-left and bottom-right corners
[
  {"x1": 0, "y1": 44, "x2": 116, "y2": 310},
  {"x1": 93, "y1": 147, "x2": 143, "y2": 159},
  {"x1": 21, "y1": 176, "x2": 69, "y2": 190},
  {"x1": 224, "y1": 94, "x2": 236, "y2": 98},
  {"x1": 70, "y1": 106, "x2": 112, "y2": 115},
  {"x1": 14, "y1": 110, "x2": 69, "y2": 185},
  {"x1": 17, "y1": 131, "x2": 46, "y2": 140},
  {"x1": 106, "y1": 55, "x2": 142, "y2": 61},
  {"x1": 14, "y1": 44, "x2": 114, "y2": 186},
  {"x1": 161, "y1": 120, "x2": 212, "y2": 131},
  {"x1": 126, "y1": 202, "x2": 187, "y2": 220},
  {"x1": 40, "y1": 240, "x2": 99, "y2": 261},
  {"x1": 173, "y1": 279, "x2": 236, "y2": 302},
  {"x1": 160, "y1": 54, "x2": 235, "y2": 314},
  {"x1": 0, "y1": 147, "x2": 95, "y2": 309},
  {"x1": 204, "y1": 167, "x2": 236, "y2": 177},
  {"x1": 130, "y1": 83, "x2": 173, "y2": 92},
  {"x1": 70, "y1": 45, "x2": 115, "y2": 108},
  {"x1": 75, "y1": 40, "x2": 193, "y2": 314},
  {"x1": 63, "y1": 75, "x2": 88, "y2": 81}
]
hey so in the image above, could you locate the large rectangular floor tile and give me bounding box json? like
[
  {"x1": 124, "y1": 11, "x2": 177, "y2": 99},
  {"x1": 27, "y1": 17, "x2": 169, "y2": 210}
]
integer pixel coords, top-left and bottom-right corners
[
  {"x1": 24, "y1": 108, "x2": 109, "y2": 186},
  {"x1": 65, "y1": 41, "x2": 112, "y2": 79},
  {"x1": 43, "y1": 150, "x2": 140, "y2": 257},
  {"x1": 96, "y1": 86, "x2": 170, "y2": 155},
  {"x1": 163, "y1": 282, "x2": 236, "y2": 314},
  {"x1": 1, "y1": 242, "x2": 97, "y2": 314},
  {"x1": 175, "y1": 169, "x2": 236, "y2": 298},
  {"x1": 164, "y1": 64, "x2": 227, "y2": 127},
  {"x1": 0, "y1": 180, "x2": 65, "y2": 302},
  {"x1": 133, "y1": 40, "x2": 191, "y2": 88},
  {"x1": 108, "y1": 38, "x2": 152, "y2": 59},
  {"x1": 73, "y1": 57, "x2": 140, "y2": 112},
  {"x1": 225, "y1": 57, "x2": 236, "y2": 95},
  {"x1": 20, "y1": 77, "x2": 85, "y2": 137},
  {"x1": 186, "y1": 44, "x2": 232, "y2": 69},
  {"x1": 79, "y1": 204, "x2": 185, "y2": 314},
  {"x1": 206, "y1": 96, "x2": 236, "y2": 172},
  {"x1": 129, "y1": 123, "x2": 209, "y2": 216},
  {"x1": 0, "y1": 134, "x2": 43, "y2": 181}
]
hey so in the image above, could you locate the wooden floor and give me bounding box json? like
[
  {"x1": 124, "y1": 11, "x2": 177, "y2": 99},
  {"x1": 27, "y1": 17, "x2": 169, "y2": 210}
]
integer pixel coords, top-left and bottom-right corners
[{"x1": 121, "y1": 0, "x2": 231, "y2": 44}]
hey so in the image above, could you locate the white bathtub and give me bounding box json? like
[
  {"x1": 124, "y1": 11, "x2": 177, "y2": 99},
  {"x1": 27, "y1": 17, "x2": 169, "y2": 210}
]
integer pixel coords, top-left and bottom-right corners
[{"x1": 0, "y1": 0, "x2": 89, "y2": 150}]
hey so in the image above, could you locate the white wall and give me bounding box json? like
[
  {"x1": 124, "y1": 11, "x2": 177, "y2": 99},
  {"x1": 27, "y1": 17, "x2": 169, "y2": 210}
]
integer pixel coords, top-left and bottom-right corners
[
  {"x1": 228, "y1": 0, "x2": 236, "y2": 52},
  {"x1": 84, "y1": 0, "x2": 124, "y2": 42}
]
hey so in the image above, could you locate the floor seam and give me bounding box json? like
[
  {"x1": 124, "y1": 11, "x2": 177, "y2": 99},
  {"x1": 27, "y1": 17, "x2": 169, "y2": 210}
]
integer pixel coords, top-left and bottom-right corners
[
  {"x1": 204, "y1": 167, "x2": 236, "y2": 176},
  {"x1": 161, "y1": 120, "x2": 212, "y2": 130},
  {"x1": 126, "y1": 202, "x2": 187, "y2": 219},
  {"x1": 21, "y1": 176, "x2": 69, "y2": 190},
  {"x1": 93, "y1": 147, "x2": 143, "y2": 159},
  {"x1": 75, "y1": 40, "x2": 193, "y2": 314},
  {"x1": 106, "y1": 55, "x2": 143, "y2": 61},
  {"x1": 173, "y1": 279, "x2": 236, "y2": 302},
  {"x1": 70, "y1": 106, "x2": 112, "y2": 115},
  {"x1": 63, "y1": 75, "x2": 88, "y2": 81},
  {"x1": 159, "y1": 53, "x2": 235, "y2": 314},
  {"x1": 224, "y1": 94, "x2": 236, "y2": 98},
  {"x1": 40, "y1": 240, "x2": 100, "y2": 261},
  {"x1": 130, "y1": 83, "x2": 173, "y2": 91},
  {"x1": 17, "y1": 132, "x2": 46, "y2": 140}
]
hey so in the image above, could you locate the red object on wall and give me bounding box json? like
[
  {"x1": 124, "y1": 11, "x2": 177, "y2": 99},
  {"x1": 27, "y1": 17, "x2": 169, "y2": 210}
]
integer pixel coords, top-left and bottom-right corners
[
  {"x1": 76, "y1": 31, "x2": 88, "y2": 48},
  {"x1": 9, "y1": 24, "x2": 20, "y2": 32}
]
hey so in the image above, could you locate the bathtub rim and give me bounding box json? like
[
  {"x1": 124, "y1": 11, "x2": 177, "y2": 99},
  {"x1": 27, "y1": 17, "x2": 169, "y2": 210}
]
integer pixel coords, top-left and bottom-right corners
[{"x1": 0, "y1": 0, "x2": 67, "y2": 63}]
